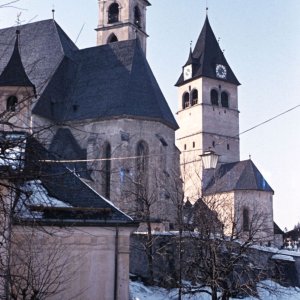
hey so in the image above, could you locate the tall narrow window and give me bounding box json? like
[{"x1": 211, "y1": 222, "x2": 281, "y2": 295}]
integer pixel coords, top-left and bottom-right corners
[
  {"x1": 136, "y1": 141, "x2": 148, "y2": 175},
  {"x1": 191, "y1": 89, "x2": 198, "y2": 106},
  {"x1": 243, "y1": 208, "x2": 250, "y2": 232},
  {"x1": 107, "y1": 33, "x2": 118, "y2": 43},
  {"x1": 221, "y1": 91, "x2": 229, "y2": 108},
  {"x1": 136, "y1": 141, "x2": 148, "y2": 213},
  {"x1": 210, "y1": 89, "x2": 218, "y2": 106},
  {"x1": 182, "y1": 92, "x2": 190, "y2": 109},
  {"x1": 6, "y1": 96, "x2": 18, "y2": 112},
  {"x1": 103, "y1": 143, "x2": 111, "y2": 199},
  {"x1": 108, "y1": 3, "x2": 119, "y2": 24},
  {"x1": 134, "y1": 6, "x2": 141, "y2": 28}
]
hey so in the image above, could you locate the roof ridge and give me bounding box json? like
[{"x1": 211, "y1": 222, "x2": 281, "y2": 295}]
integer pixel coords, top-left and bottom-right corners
[
  {"x1": 52, "y1": 20, "x2": 78, "y2": 58},
  {"x1": 72, "y1": 169, "x2": 133, "y2": 221},
  {"x1": 234, "y1": 160, "x2": 252, "y2": 189}
]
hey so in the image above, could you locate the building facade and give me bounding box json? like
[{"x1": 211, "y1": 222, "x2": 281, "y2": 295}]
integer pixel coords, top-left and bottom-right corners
[
  {"x1": 0, "y1": 0, "x2": 179, "y2": 227},
  {"x1": 175, "y1": 17, "x2": 274, "y2": 243}
]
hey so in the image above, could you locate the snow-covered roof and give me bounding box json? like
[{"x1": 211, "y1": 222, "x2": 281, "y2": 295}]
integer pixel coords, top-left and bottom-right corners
[
  {"x1": 271, "y1": 254, "x2": 295, "y2": 262},
  {"x1": 0, "y1": 132, "x2": 26, "y2": 172}
]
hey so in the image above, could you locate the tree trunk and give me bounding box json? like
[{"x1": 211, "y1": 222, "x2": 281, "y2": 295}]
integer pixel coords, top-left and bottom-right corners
[
  {"x1": 146, "y1": 215, "x2": 154, "y2": 284},
  {"x1": 211, "y1": 286, "x2": 218, "y2": 300}
]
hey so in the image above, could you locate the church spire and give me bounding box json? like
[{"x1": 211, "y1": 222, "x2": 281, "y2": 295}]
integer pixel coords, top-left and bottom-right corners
[
  {"x1": 0, "y1": 30, "x2": 35, "y2": 91},
  {"x1": 176, "y1": 16, "x2": 240, "y2": 86}
]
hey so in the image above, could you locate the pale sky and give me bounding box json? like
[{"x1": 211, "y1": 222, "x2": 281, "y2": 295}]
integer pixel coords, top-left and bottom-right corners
[{"x1": 0, "y1": 0, "x2": 299, "y2": 230}]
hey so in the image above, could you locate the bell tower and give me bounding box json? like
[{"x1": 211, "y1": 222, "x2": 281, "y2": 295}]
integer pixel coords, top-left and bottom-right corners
[
  {"x1": 96, "y1": 0, "x2": 150, "y2": 53},
  {"x1": 175, "y1": 17, "x2": 241, "y2": 203}
]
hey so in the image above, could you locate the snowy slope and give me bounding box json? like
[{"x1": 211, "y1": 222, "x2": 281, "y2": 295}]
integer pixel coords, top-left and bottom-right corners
[{"x1": 130, "y1": 280, "x2": 300, "y2": 300}]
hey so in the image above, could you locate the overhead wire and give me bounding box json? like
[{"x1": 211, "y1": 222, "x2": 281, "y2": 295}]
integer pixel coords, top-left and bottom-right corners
[{"x1": 40, "y1": 103, "x2": 300, "y2": 163}]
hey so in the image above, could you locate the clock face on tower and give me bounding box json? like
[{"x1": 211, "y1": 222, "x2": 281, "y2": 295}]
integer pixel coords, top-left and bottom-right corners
[
  {"x1": 216, "y1": 64, "x2": 227, "y2": 79},
  {"x1": 183, "y1": 65, "x2": 192, "y2": 81}
]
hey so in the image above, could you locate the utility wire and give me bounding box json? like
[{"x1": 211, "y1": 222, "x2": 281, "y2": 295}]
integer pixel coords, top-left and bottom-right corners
[
  {"x1": 40, "y1": 103, "x2": 300, "y2": 163},
  {"x1": 238, "y1": 104, "x2": 300, "y2": 137}
]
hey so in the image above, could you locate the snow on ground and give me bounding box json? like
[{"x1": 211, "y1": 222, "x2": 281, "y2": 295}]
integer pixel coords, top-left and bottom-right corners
[{"x1": 130, "y1": 280, "x2": 300, "y2": 300}]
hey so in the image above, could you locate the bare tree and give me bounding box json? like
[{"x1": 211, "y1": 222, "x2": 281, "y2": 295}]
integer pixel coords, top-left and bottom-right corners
[{"x1": 6, "y1": 227, "x2": 72, "y2": 300}]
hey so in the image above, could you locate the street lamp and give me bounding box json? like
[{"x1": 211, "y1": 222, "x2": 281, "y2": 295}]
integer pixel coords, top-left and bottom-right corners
[{"x1": 201, "y1": 150, "x2": 219, "y2": 169}]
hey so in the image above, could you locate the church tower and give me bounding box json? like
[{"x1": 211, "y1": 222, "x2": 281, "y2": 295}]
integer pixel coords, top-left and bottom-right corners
[
  {"x1": 175, "y1": 17, "x2": 240, "y2": 202},
  {"x1": 0, "y1": 30, "x2": 36, "y2": 133},
  {"x1": 96, "y1": 0, "x2": 150, "y2": 53}
]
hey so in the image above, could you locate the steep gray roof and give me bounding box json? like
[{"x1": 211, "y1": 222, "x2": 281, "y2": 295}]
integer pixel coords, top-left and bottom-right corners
[
  {"x1": 33, "y1": 39, "x2": 178, "y2": 129},
  {"x1": 204, "y1": 159, "x2": 274, "y2": 195},
  {"x1": 0, "y1": 20, "x2": 177, "y2": 129},
  {"x1": 17, "y1": 138, "x2": 134, "y2": 225},
  {"x1": 176, "y1": 17, "x2": 240, "y2": 87},
  {"x1": 0, "y1": 19, "x2": 78, "y2": 96},
  {"x1": 0, "y1": 31, "x2": 35, "y2": 89}
]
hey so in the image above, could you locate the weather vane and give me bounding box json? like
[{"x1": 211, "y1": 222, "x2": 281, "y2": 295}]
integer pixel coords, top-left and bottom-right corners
[{"x1": 206, "y1": 0, "x2": 209, "y2": 15}]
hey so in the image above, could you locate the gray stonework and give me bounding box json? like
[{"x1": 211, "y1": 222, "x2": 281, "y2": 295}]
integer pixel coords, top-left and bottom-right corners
[
  {"x1": 33, "y1": 116, "x2": 179, "y2": 225},
  {"x1": 96, "y1": 0, "x2": 149, "y2": 53},
  {"x1": 176, "y1": 77, "x2": 240, "y2": 203}
]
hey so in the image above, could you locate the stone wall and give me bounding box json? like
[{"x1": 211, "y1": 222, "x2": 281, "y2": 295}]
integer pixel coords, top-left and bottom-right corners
[
  {"x1": 68, "y1": 118, "x2": 179, "y2": 224},
  {"x1": 130, "y1": 233, "x2": 300, "y2": 289}
]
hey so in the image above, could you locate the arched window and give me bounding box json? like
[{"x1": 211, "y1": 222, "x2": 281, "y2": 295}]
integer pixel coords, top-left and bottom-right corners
[
  {"x1": 6, "y1": 96, "x2": 18, "y2": 112},
  {"x1": 191, "y1": 89, "x2": 198, "y2": 106},
  {"x1": 103, "y1": 143, "x2": 111, "y2": 199},
  {"x1": 134, "y1": 6, "x2": 141, "y2": 28},
  {"x1": 182, "y1": 92, "x2": 190, "y2": 109},
  {"x1": 243, "y1": 208, "x2": 250, "y2": 232},
  {"x1": 136, "y1": 141, "x2": 148, "y2": 212},
  {"x1": 108, "y1": 3, "x2": 119, "y2": 24},
  {"x1": 107, "y1": 33, "x2": 118, "y2": 43},
  {"x1": 221, "y1": 91, "x2": 229, "y2": 108},
  {"x1": 210, "y1": 89, "x2": 218, "y2": 106},
  {"x1": 136, "y1": 141, "x2": 148, "y2": 174}
]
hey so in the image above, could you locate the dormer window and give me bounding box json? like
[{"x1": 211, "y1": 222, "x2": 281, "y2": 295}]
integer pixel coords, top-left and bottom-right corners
[
  {"x1": 134, "y1": 6, "x2": 141, "y2": 28},
  {"x1": 221, "y1": 91, "x2": 229, "y2": 108},
  {"x1": 182, "y1": 92, "x2": 190, "y2": 109},
  {"x1": 210, "y1": 89, "x2": 218, "y2": 106},
  {"x1": 191, "y1": 89, "x2": 198, "y2": 106},
  {"x1": 6, "y1": 96, "x2": 18, "y2": 112},
  {"x1": 108, "y1": 3, "x2": 119, "y2": 24}
]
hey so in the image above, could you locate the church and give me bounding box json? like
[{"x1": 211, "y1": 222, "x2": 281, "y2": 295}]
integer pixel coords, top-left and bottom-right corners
[
  {"x1": 0, "y1": 0, "x2": 280, "y2": 298},
  {"x1": 0, "y1": 0, "x2": 180, "y2": 229},
  {"x1": 175, "y1": 16, "x2": 275, "y2": 242},
  {"x1": 0, "y1": 0, "x2": 277, "y2": 242}
]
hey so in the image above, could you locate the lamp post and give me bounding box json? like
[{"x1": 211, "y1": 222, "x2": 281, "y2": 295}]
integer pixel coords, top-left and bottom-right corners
[{"x1": 201, "y1": 150, "x2": 219, "y2": 169}]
